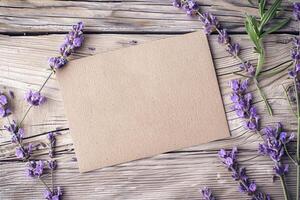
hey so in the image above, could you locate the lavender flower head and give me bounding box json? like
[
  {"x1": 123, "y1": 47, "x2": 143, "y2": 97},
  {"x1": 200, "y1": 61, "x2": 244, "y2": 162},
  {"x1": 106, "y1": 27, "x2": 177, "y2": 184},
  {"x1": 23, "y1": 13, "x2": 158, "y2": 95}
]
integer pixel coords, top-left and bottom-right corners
[
  {"x1": 200, "y1": 187, "x2": 215, "y2": 200},
  {"x1": 16, "y1": 143, "x2": 33, "y2": 159},
  {"x1": 294, "y1": 3, "x2": 300, "y2": 21},
  {"x1": 200, "y1": 13, "x2": 219, "y2": 35},
  {"x1": 289, "y1": 37, "x2": 300, "y2": 78},
  {"x1": 47, "y1": 132, "x2": 56, "y2": 158},
  {"x1": 48, "y1": 22, "x2": 84, "y2": 70},
  {"x1": 218, "y1": 148, "x2": 270, "y2": 199},
  {"x1": 4, "y1": 120, "x2": 24, "y2": 144},
  {"x1": 25, "y1": 90, "x2": 46, "y2": 106},
  {"x1": 240, "y1": 62, "x2": 256, "y2": 77},
  {"x1": 230, "y1": 79, "x2": 259, "y2": 131},
  {"x1": 0, "y1": 92, "x2": 11, "y2": 118},
  {"x1": 258, "y1": 123, "x2": 294, "y2": 176},
  {"x1": 44, "y1": 187, "x2": 63, "y2": 200},
  {"x1": 26, "y1": 160, "x2": 45, "y2": 177}
]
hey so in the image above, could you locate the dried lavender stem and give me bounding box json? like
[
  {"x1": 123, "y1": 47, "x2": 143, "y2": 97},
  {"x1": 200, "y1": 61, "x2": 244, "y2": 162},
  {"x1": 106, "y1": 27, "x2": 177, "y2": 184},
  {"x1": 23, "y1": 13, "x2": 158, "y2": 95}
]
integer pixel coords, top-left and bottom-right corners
[
  {"x1": 39, "y1": 176, "x2": 52, "y2": 192},
  {"x1": 280, "y1": 175, "x2": 290, "y2": 200},
  {"x1": 19, "y1": 71, "x2": 54, "y2": 126}
]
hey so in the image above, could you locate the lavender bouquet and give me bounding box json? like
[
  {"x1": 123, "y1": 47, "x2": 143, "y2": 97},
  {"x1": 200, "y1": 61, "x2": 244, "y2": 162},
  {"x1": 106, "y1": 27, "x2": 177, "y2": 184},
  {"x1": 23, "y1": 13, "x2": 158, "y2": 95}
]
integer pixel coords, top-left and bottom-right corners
[
  {"x1": 172, "y1": 0, "x2": 300, "y2": 200},
  {"x1": 1, "y1": 22, "x2": 84, "y2": 200}
]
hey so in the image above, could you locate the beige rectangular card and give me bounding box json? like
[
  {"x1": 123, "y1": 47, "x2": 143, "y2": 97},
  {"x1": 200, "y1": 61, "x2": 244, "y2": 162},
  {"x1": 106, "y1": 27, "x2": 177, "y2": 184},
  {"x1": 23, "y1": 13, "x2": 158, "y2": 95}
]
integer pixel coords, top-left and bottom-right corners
[{"x1": 56, "y1": 31, "x2": 230, "y2": 172}]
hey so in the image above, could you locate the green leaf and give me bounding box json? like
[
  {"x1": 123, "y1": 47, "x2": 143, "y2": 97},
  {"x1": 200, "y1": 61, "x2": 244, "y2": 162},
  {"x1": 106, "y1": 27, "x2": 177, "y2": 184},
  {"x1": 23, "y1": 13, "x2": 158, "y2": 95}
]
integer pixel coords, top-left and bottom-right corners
[
  {"x1": 245, "y1": 15, "x2": 261, "y2": 52},
  {"x1": 259, "y1": 0, "x2": 267, "y2": 17},
  {"x1": 261, "y1": 17, "x2": 290, "y2": 37},
  {"x1": 259, "y1": 0, "x2": 282, "y2": 30}
]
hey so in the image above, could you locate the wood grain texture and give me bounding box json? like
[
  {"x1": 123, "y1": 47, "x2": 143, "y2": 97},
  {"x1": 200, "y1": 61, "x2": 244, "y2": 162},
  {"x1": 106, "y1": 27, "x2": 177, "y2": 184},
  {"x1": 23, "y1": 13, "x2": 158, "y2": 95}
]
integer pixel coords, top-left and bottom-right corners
[
  {"x1": 0, "y1": 0, "x2": 298, "y2": 199},
  {"x1": 0, "y1": 0, "x2": 297, "y2": 34}
]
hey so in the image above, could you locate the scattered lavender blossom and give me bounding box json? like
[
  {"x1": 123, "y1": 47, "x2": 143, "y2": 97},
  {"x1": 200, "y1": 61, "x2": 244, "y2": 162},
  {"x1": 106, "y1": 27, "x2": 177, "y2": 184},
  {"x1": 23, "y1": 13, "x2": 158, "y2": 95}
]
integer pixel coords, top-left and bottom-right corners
[
  {"x1": 200, "y1": 187, "x2": 215, "y2": 200},
  {"x1": 0, "y1": 92, "x2": 11, "y2": 118},
  {"x1": 200, "y1": 13, "x2": 219, "y2": 34},
  {"x1": 4, "y1": 120, "x2": 24, "y2": 144},
  {"x1": 258, "y1": 123, "x2": 294, "y2": 177},
  {"x1": 48, "y1": 160, "x2": 57, "y2": 170},
  {"x1": 294, "y1": 2, "x2": 300, "y2": 21},
  {"x1": 48, "y1": 22, "x2": 84, "y2": 70},
  {"x1": 44, "y1": 187, "x2": 63, "y2": 200},
  {"x1": 218, "y1": 147, "x2": 270, "y2": 199},
  {"x1": 226, "y1": 43, "x2": 240, "y2": 57},
  {"x1": 230, "y1": 79, "x2": 260, "y2": 131},
  {"x1": 26, "y1": 160, "x2": 45, "y2": 177},
  {"x1": 47, "y1": 132, "x2": 56, "y2": 158},
  {"x1": 24, "y1": 90, "x2": 46, "y2": 106},
  {"x1": 16, "y1": 144, "x2": 33, "y2": 159}
]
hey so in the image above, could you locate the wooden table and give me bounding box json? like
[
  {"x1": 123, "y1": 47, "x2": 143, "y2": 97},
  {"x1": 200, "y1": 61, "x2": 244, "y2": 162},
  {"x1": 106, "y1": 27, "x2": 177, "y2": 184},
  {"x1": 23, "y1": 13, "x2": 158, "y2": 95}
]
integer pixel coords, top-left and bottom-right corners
[{"x1": 0, "y1": 0, "x2": 297, "y2": 199}]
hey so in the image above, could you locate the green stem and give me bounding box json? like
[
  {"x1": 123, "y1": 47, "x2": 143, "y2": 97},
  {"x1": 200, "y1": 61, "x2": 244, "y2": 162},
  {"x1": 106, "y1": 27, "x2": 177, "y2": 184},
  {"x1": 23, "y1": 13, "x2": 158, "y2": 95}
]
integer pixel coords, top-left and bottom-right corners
[
  {"x1": 253, "y1": 78, "x2": 273, "y2": 116},
  {"x1": 280, "y1": 175, "x2": 290, "y2": 200}
]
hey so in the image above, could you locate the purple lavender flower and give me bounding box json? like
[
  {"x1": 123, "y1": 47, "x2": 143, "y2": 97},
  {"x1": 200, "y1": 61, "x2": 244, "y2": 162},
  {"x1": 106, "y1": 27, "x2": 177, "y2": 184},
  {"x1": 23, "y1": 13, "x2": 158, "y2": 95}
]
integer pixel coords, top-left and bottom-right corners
[
  {"x1": 24, "y1": 90, "x2": 46, "y2": 106},
  {"x1": 289, "y1": 37, "x2": 300, "y2": 78},
  {"x1": 26, "y1": 160, "x2": 45, "y2": 178},
  {"x1": 218, "y1": 29, "x2": 230, "y2": 45},
  {"x1": 47, "y1": 132, "x2": 56, "y2": 158},
  {"x1": 44, "y1": 187, "x2": 63, "y2": 200},
  {"x1": 294, "y1": 3, "x2": 300, "y2": 21},
  {"x1": 16, "y1": 143, "x2": 33, "y2": 159},
  {"x1": 0, "y1": 92, "x2": 11, "y2": 118},
  {"x1": 48, "y1": 22, "x2": 84, "y2": 70},
  {"x1": 200, "y1": 13, "x2": 219, "y2": 35},
  {"x1": 4, "y1": 120, "x2": 25, "y2": 144},
  {"x1": 230, "y1": 79, "x2": 260, "y2": 131},
  {"x1": 48, "y1": 57, "x2": 67, "y2": 69},
  {"x1": 48, "y1": 160, "x2": 57, "y2": 170},
  {"x1": 172, "y1": 0, "x2": 182, "y2": 8},
  {"x1": 218, "y1": 148, "x2": 270, "y2": 198},
  {"x1": 240, "y1": 62, "x2": 256, "y2": 77},
  {"x1": 258, "y1": 123, "x2": 294, "y2": 177},
  {"x1": 226, "y1": 43, "x2": 240, "y2": 57},
  {"x1": 200, "y1": 187, "x2": 215, "y2": 200}
]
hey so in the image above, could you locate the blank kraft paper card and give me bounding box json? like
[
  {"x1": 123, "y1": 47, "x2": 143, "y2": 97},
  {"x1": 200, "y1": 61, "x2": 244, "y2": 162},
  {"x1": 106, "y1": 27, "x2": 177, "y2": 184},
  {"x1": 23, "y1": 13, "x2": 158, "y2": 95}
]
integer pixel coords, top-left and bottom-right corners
[{"x1": 57, "y1": 31, "x2": 230, "y2": 172}]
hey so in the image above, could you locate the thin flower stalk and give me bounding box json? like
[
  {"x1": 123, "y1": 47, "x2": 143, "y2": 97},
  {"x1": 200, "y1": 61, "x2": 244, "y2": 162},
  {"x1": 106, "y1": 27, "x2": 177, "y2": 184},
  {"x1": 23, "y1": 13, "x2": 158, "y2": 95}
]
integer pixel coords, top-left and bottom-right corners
[
  {"x1": 172, "y1": 0, "x2": 277, "y2": 115},
  {"x1": 258, "y1": 123, "x2": 294, "y2": 200}
]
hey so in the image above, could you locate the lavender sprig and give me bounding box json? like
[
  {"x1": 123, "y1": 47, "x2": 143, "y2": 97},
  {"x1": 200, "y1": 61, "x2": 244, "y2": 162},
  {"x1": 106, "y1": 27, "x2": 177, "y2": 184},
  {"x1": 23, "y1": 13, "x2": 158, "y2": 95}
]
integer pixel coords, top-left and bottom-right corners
[
  {"x1": 19, "y1": 22, "x2": 84, "y2": 127},
  {"x1": 200, "y1": 187, "x2": 215, "y2": 200},
  {"x1": 230, "y1": 79, "x2": 260, "y2": 132},
  {"x1": 288, "y1": 18, "x2": 300, "y2": 198},
  {"x1": 218, "y1": 147, "x2": 270, "y2": 200},
  {"x1": 258, "y1": 123, "x2": 293, "y2": 200},
  {"x1": 258, "y1": 123, "x2": 294, "y2": 174},
  {"x1": 172, "y1": 0, "x2": 273, "y2": 116},
  {"x1": 2, "y1": 22, "x2": 85, "y2": 200}
]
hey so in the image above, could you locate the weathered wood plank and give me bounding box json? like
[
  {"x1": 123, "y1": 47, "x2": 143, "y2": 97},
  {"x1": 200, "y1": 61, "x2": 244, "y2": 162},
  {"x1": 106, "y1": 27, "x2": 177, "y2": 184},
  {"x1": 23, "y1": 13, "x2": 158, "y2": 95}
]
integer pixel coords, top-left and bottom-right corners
[
  {"x1": 0, "y1": 32, "x2": 297, "y2": 199},
  {"x1": 0, "y1": 0, "x2": 297, "y2": 34}
]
